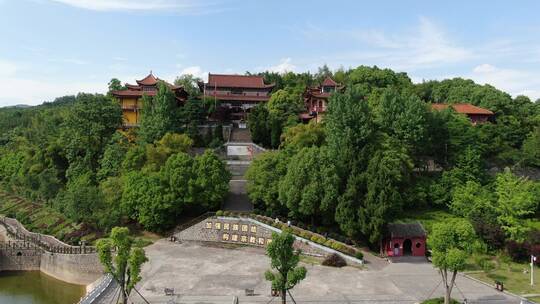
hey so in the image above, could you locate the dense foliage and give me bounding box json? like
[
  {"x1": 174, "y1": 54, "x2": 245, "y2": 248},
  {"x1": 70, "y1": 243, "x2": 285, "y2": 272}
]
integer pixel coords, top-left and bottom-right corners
[
  {"x1": 0, "y1": 89, "x2": 230, "y2": 234},
  {"x1": 246, "y1": 65, "x2": 540, "y2": 258}
]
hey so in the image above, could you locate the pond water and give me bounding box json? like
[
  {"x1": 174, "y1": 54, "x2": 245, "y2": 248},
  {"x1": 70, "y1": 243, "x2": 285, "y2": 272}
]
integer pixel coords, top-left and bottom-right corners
[{"x1": 0, "y1": 271, "x2": 86, "y2": 304}]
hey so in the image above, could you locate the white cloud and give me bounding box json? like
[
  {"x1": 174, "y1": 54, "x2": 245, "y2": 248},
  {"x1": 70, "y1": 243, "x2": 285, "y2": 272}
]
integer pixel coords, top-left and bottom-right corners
[
  {"x1": 0, "y1": 60, "x2": 18, "y2": 77},
  {"x1": 0, "y1": 77, "x2": 106, "y2": 106},
  {"x1": 352, "y1": 17, "x2": 471, "y2": 70},
  {"x1": 266, "y1": 58, "x2": 296, "y2": 74},
  {"x1": 179, "y1": 65, "x2": 206, "y2": 80},
  {"x1": 47, "y1": 0, "x2": 219, "y2": 13},
  {"x1": 469, "y1": 64, "x2": 540, "y2": 100}
]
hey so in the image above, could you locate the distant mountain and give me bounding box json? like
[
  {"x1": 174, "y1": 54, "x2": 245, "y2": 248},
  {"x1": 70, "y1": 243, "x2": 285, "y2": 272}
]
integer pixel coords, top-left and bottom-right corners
[{"x1": 1, "y1": 104, "x2": 32, "y2": 109}]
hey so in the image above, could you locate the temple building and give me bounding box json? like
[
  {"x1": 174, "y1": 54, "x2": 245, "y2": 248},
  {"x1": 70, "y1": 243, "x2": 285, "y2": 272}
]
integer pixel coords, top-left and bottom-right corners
[
  {"x1": 382, "y1": 222, "x2": 427, "y2": 257},
  {"x1": 199, "y1": 74, "x2": 275, "y2": 127},
  {"x1": 431, "y1": 103, "x2": 494, "y2": 124},
  {"x1": 301, "y1": 77, "x2": 343, "y2": 123},
  {"x1": 111, "y1": 72, "x2": 188, "y2": 127}
]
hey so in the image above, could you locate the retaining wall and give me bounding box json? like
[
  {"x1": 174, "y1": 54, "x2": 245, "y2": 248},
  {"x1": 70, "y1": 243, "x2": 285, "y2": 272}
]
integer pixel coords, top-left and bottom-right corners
[
  {"x1": 0, "y1": 219, "x2": 103, "y2": 285},
  {"x1": 176, "y1": 216, "x2": 328, "y2": 257},
  {"x1": 40, "y1": 252, "x2": 103, "y2": 285}
]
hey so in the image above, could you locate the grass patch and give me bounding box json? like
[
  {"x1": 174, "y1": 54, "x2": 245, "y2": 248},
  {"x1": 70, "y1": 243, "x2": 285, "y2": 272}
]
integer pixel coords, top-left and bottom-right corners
[
  {"x1": 466, "y1": 256, "x2": 539, "y2": 296},
  {"x1": 300, "y1": 255, "x2": 322, "y2": 265},
  {"x1": 527, "y1": 296, "x2": 540, "y2": 303}
]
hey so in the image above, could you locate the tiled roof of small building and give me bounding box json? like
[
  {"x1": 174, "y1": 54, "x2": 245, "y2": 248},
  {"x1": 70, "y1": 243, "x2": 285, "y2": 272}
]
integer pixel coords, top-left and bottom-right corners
[
  {"x1": 431, "y1": 103, "x2": 494, "y2": 115},
  {"x1": 387, "y1": 222, "x2": 426, "y2": 238},
  {"x1": 321, "y1": 77, "x2": 338, "y2": 86}
]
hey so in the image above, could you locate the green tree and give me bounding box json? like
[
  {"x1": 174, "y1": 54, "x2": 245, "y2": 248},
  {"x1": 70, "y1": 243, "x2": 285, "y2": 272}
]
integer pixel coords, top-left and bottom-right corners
[
  {"x1": 139, "y1": 82, "x2": 177, "y2": 144},
  {"x1": 107, "y1": 78, "x2": 125, "y2": 94},
  {"x1": 60, "y1": 93, "x2": 122, "y2": 180},
  {"x1": 248, "y1": 104, "x2": 271, "y2": 147},
  {"x1": 494, "y1": 169, "x2": 538, "y2": 241},
  {"x1": 280, "y1": 121, "x2": 325, "y2": 151},
  {"x1": 192, "y1": 150, "x2": 231, "y2": 210},
  {"x1": 359, "y1": 138, "x2": 413, "y2": 244},
  {"x1": 428, "y1": 219, "x2": 475, "y2": 304},
  {"x1": 121, "y1": 171, "x2": 174, "y2": 231},
  {"x1": 174, "y1": 74, "x2": 202, "y2": 97},
  {"x1": 325, "y1": 87, "x2": 375, "y2": 177},
  {"x1": 521, "y1": 126, "x2": 540, "y2": 167},
  {"x1": 97, "y1": 132, "x2": 128, "y2": 180},
  {"x1": 96, "y1": 227, "x2": 148, "y2": 304},
  {"x1": 278, "y1": 147, "x2": 339, "y2": 225},
  {"x1": 265, "y1": 232, "x2": 307, "y2": 304},
  {"x1": 246, "y1": 151, "x2": 289, "y2": 215},
  {"x1": 449, "y1": 181, "x2": 492, "y2": 218}
]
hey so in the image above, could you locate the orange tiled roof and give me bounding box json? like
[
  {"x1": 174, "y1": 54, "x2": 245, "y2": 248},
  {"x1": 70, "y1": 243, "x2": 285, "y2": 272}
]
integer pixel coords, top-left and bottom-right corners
[
  {"x1": 136, "y1": 73, "x2": 158, "y2": 86},
  {"x1": 431, "y1": 103, "x2": 494, "y2": 115},
  {"x1": 321, "y1": 77, "x2": 338, "y2": 86},
  {"x1": 206, "y1": 74, "x2": 274, "y2": 89}
]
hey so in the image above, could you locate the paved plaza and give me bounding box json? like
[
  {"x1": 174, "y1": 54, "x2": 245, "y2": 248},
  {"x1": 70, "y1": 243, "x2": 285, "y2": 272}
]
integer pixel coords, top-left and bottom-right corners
[{"x1": 133, "y1": 240, "x2": 522, "y2": 304}]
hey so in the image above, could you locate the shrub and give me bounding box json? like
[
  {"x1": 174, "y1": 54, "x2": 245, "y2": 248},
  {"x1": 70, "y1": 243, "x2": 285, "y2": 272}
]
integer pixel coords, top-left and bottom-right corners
[
  {"x1": 310, "y1": 235, "x2": 319, "y2": 243},
  {"x1": 322, "y1": 253, "x2": 347, "y2": 268},
  {"x1": 215, "y1": 210, "x2": 223, "y2": 216},
  {"x1": 324, "y1": 239, "x2": 334, "y2": 247},
  {"x1": 355, "y1": 251, "x2": 364, "y2": 260},
  {"x1": 506, "y1": 240, "x2": 529, "y2": 262}
]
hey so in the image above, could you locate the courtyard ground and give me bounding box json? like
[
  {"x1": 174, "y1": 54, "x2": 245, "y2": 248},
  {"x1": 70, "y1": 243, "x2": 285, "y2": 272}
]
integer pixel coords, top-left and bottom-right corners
[{"x1": 133, "y1": 240, "x2": 524, "y2": 304}]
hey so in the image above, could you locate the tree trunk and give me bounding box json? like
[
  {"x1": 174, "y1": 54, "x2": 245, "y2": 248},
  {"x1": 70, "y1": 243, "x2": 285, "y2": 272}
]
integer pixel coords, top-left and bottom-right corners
[
  {"x1": 120, "y1": 288, "x2": 128, "y2": 304},
  {"x1": 444, "y1": 288, "x2": 451, "y2": 304},
  {"x1": 281, "y1": 288, "x2": 287, "y2": 304}
]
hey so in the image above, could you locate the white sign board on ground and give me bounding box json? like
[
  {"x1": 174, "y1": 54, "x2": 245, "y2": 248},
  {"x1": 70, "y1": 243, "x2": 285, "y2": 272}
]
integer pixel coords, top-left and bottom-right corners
[{"x1": 227, "y1": 145, "x2": 251, "y2": 156}]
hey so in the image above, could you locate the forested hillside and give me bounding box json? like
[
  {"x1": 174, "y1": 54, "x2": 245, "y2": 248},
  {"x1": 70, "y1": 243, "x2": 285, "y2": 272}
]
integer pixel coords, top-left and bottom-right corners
[
  {"x1": 246, "y1": 65, "x2": 540, "y2": 261},
  {"x1": 0, "y1": 83, "x2": 230, "y2": 239}
]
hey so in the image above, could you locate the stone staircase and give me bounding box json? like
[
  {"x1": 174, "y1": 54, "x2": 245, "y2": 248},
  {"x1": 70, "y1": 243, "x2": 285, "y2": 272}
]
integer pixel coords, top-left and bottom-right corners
[{"x1": 229, "y1": 128, "x2": 252, "y2": 143}]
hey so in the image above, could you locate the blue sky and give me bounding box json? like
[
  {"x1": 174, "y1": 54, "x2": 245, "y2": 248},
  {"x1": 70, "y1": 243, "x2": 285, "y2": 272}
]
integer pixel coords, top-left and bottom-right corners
[{"x1": 1, "y1": 0, "x2": 540, "y2": 106}]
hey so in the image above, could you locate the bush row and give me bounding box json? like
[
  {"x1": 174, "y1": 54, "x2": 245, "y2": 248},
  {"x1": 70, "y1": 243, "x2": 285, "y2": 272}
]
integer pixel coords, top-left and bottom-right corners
[{"x1": 214, "y1": 211, "x2": 363, "y2": 260}]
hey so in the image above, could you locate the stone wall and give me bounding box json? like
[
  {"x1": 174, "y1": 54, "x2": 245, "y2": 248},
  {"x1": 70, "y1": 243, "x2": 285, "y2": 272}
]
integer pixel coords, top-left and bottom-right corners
[
  {"x1": 176, "y1": 216, "x2": 328, "y2": 257},
  {"x1": 0, "y1": 221, "x2": 103, "y2": 285},
  {"x1": 0, "y1": 241, "x2": 41, "y2": 271},
  {"x1": 40, "y1": 252, "x2": 103, "y2": 285}
]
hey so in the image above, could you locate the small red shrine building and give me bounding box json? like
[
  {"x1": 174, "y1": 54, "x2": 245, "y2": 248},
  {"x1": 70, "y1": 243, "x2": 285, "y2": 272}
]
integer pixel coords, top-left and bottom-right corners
[
  {"x1": 382, "y1": 222, "x2": 426, "y2": 257},
  {"x1": 431, "y1": 103, "x2": 494, "y2": 124},
  {"x1": 301, "y1": 77, "x2": 343, "y2": 123},
  {"x1": 111, "y1": 72, "x2": 188, "y2": 127}
]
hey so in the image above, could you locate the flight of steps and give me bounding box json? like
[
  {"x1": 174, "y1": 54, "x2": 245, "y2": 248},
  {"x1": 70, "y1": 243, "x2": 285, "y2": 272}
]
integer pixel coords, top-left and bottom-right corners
[{"x1": 229, "y1": 128, "x2": 252, "y2": 143}]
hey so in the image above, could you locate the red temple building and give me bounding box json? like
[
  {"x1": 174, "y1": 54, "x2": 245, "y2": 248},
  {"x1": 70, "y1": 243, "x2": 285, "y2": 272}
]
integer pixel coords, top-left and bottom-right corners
[
  {"x1": 301, "y1": 77, "x2": 343, "y2": 123},
  {"x1": 431, "y1": 103, "x2": 494, "y2": 124},
  {"x1": 199, "y1": 74, "x2": 275, "y2": 127},
  {"x1": 382, "y1": 223, "x2": 427, "y2": 257},
  {"x1": 111, "y1": 72, "x2": 188, "y2": 127}
]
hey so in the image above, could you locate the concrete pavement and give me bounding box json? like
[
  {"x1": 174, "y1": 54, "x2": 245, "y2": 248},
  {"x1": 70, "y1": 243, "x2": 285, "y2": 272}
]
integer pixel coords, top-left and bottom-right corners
[{"x1": 133, "y1": 240, "x2": 522, "y2": 304}]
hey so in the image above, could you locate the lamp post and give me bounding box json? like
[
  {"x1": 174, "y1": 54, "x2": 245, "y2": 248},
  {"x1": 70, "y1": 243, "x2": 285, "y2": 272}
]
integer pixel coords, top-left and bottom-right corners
[{"x1": 532, "y1": 255, "x2": 537, "y2": 286}]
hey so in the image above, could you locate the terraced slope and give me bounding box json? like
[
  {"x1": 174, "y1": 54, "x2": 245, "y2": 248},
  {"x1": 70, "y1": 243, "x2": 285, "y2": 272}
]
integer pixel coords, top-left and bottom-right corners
[{"x1": 0, "y1": 191, "x2": 97, "y2": 244}]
